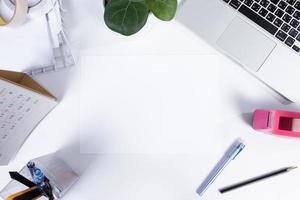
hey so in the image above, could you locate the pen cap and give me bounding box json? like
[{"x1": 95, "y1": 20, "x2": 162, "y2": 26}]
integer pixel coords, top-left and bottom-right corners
[{"x1": 226, "y1": 141, "x2": 245, "y2": 160}]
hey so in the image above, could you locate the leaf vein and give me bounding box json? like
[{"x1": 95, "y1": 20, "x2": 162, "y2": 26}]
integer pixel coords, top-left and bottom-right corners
[
  {"x1": 121, "y1": 1, "x2": 131, "y2": 27},
  {"x1": 154, "y1": 0, "x2": 173, "y2": 8},
  {"x1": 132, "y1": 4, "x2": 139, "y2": 25},
  {"x1": 110, "y1": 8, "x2": 127, "y2": 20}
]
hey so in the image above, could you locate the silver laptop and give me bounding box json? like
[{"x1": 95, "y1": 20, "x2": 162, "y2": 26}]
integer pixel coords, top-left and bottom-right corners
[{"x1": 177, "y1": 0, "x2": 300, "y2": 102}]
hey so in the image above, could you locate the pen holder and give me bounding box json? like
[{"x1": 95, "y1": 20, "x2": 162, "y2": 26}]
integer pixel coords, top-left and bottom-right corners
[{"x1": 0, "y1": 153, "x2": 79, "y2": 200}]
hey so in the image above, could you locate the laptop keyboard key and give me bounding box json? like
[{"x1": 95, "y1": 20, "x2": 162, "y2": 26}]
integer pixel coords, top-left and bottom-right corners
[
  {"x1": 275, "y1": 8, "x2": 285, "y2": 17},
  {"x1": 223, "y1": 0, "x2": 230, "y2": 3},
  {"x1": 278, "y1": 1, "x2": 288, "y2": 9},
  {"x1": 282, "y1": 23, "x2": 291, "y2": 32},
  {"x1": 230, "y1": 0, "x2": 241, "y2": 9},
  {"x1": 292, "y1": 45, "x2": 300, "y2": 52},
  {"x1": 286, "y1": 6, "x2": 295, "y2": 15},
  {"x1": 260, "y1": 0, "x2": 270, "y2": 7},
  {"x1": 295, "y1": 1, "x2": 300, "y2": 10},
  {"x1": 244, "y1": 0, "x2": 254, "y2": 6},
  {"x1": 274, "y1": 18, "x2": 284, "y2": 27},
  {"x1": 267, "y1": 3, "x2": 277, "y2": 12},
  {"x1": 289, "y1": 28, "x2": 298, "y2": 37},
  {"x1": 239, "y1": 5, "x2": 278, "y2": 34},
  {"x1": 290, "y1": 19, "x2": 299, "y2": 27},
  {"x1": 285, "y1": 36, "x2": 295, "y2": 46},
  {"x1": 259, "y1": 7, "x2": 269, "y2": 16},
  {"x1": 293, "y1": 10, "x2": 300, "y2": 19},
  {"x1": 252, "y1": 3, "x2": 261, "y2": 11},
  {"x1": 266, "y1": 13, "x2": 276, "y2": 21},
  {"x1": 276, "y1": 30, "x2": 288, "y2": 41},
  {"x1": 282, "y1": 14, "x2": 292, "y2": 23},
  {"x1": 297, "y1": 34, "x2": 300, "y2": 41}
]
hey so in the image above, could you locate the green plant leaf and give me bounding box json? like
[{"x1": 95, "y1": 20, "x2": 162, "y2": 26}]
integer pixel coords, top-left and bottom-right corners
[
  {"x1": 145, "y1": 0, "x2": 177, "y2": 21},
  {"x1": 104, "y1": 0, "x2": 149, "y2": 36}
]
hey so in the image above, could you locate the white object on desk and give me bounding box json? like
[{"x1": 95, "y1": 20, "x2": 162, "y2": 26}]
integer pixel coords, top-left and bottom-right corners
[
  {"x1": 4, "y1": 0, "x2": 54, "y2": 17},
  {"x1": 0, "y1": 0, "x2": 51, "y2": 70},
  {"x1": 0, "y1": 0, "x2": 74, "y2": 74},
  {"x1": 0, "y1": 70, "x2": 57, "y2": 165},
  {"x1": 25, "y1": 0, "x2": 75, "y2": 76},
  {"x1": 0, "y1": 0, "x2": 28, "y2": 27},
  {"x1": 79, "y1": 55, "x2": 222, "y2": 154}
]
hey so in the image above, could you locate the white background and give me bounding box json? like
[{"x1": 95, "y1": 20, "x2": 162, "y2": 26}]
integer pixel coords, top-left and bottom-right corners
[{"x1": 0, "y1": 0, "x2": 300, "y2": 200}]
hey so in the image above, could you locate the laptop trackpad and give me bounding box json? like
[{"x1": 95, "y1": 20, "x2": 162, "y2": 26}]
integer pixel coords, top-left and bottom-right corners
[{"x1": 217, "y1": 17, "x2": 276, "y2": 72}]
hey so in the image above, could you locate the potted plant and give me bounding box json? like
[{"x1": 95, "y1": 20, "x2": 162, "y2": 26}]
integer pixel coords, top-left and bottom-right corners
[{"x1": 104, "y1": 0, "x2": 177, "y2": 36}]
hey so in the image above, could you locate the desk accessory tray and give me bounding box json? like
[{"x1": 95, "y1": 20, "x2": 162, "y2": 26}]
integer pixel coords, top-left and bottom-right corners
[{"x1": 0, "y1": 153, "x2": 79, "y2": 200}]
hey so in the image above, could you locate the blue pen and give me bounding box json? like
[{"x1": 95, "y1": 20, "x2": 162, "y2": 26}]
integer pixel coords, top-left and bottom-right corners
[{"x1": 196, "y1": 140, "x2": 245, "y2": 196}]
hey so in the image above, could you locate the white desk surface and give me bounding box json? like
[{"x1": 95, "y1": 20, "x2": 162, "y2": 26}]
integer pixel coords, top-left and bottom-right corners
[{"x1": 1, "y1": 0, "x2": 300, "y2": 200}]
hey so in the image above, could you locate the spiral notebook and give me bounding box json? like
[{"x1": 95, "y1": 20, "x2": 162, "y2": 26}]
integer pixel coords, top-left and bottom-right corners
[{"x1": 0, "y1": 70, "x2": 57, "y2": 165}]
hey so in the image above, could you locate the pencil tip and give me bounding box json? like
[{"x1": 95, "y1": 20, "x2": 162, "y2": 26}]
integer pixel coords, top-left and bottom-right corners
[{"x1": 288, "y1": 166, "x2": 297, "y2": 171}]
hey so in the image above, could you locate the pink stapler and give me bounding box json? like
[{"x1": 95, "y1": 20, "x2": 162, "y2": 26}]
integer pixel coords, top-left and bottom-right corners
[{"x1": 253, "y1": 109, "x2": 300, "y2": 138}]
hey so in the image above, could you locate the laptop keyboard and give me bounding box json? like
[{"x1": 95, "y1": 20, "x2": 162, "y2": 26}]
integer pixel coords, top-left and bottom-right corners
[{"x1": 223, "y1": 0, "x2": 300, "y2": 53}]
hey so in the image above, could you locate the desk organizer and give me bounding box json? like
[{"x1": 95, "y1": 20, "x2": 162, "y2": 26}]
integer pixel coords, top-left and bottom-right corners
[{"x1": 0, "y1": 153, "x2": 78, "y2": 200}]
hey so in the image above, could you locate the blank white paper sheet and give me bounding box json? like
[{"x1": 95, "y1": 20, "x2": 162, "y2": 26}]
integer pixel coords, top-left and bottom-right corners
[{"x1": 80, "y1": 55, "x2": 222, "y2": 154}]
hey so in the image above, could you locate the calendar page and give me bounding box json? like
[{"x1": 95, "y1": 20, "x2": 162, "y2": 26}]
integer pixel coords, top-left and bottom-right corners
[{"x1": 0, "y1": 71, "x2": 57, "y2": 165}]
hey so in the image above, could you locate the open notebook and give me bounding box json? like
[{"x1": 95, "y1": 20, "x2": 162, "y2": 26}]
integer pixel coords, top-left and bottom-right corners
[{"x1": 0, "y1": 70, "x2": 57, "y2": 165}]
